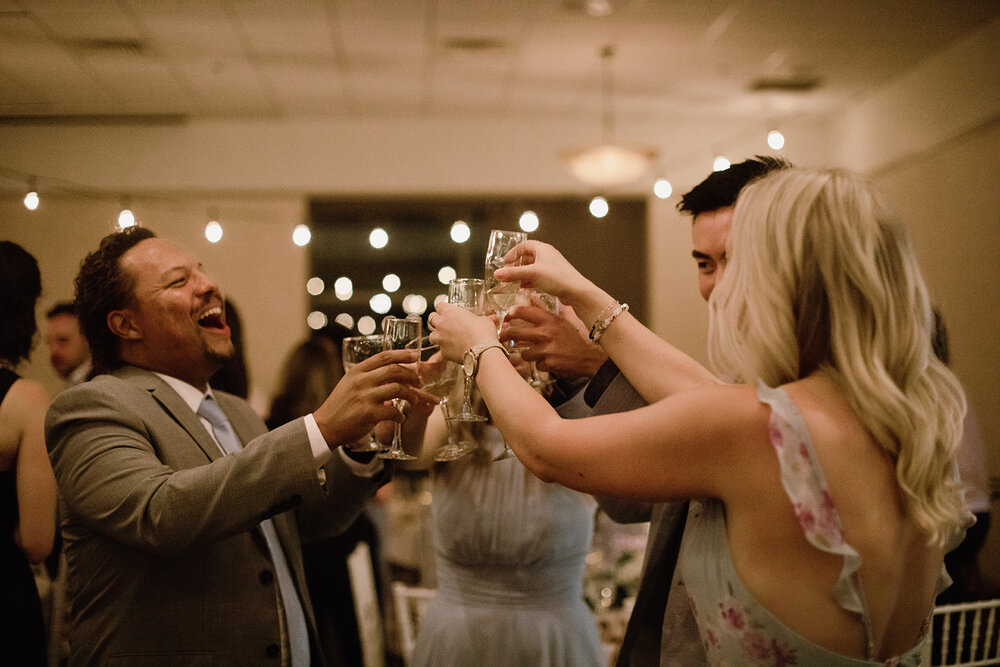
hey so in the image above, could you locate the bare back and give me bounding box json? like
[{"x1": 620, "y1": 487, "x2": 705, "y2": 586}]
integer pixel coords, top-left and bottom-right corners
[{"x1": 721, "y1": 374, "x2": 943, "y2": 660}]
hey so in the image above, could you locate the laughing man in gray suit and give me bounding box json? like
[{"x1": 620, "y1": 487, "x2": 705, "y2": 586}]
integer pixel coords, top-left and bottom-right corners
[{"x1": 46, "y1": 226, "x2": 431, "y2": 666}]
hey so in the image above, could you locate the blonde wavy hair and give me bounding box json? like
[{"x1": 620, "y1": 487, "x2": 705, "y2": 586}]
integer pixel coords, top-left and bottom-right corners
[{"x1": 708, "y1": 167, "x2": 968, "y2": 546}]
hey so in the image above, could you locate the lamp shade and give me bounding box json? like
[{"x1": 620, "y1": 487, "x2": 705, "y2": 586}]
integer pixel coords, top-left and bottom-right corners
[{"x1": 561, "y1": 143, "x2": 657, "y2": 187}]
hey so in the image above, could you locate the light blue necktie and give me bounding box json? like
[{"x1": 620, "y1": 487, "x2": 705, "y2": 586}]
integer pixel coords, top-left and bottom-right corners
[{"x1": 198, "y1": 395, "x2": 311, "y2": 666}]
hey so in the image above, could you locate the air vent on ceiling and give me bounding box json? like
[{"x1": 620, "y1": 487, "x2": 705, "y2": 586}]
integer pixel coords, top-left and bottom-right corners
[
  {"x1": 442, "y1": 36, "x2": 506, "y2": 52},
  {"x1": 69, "y1": 37, "x2": 146, "y2": 56},
  {"x1": 749, "y1": 76, "x2": 821, "y2": 93}
]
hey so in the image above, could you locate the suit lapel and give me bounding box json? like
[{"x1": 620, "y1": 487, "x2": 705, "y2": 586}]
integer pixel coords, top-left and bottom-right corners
[{"x1": 114, "y1": 366, "x2": 224, "y2": 463}]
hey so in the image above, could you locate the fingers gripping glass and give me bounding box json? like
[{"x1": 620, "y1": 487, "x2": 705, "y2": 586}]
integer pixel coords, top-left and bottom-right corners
[
  {"x1": 342, "y1": 335, "x2": 388, "y2": 452},
  {"x1": 484, "y1": 229, "x2": 527, "y2": 339},
  {"x1": 447, "y1": 278, "x2": 489, "y2": 423},
  {"x1": 379, "y1": 315, "x2": 422, "y2": 460},
  {"x1": 523, "y1": 289, "x2": 560, "y2": 389}
]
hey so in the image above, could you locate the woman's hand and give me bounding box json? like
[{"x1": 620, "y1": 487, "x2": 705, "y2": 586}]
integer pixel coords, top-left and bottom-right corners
[
  {"x1": 427, "y1": 301, "x2": 497, "y2": 363},
  {"x1": 494, "y1": 240, "x2": 593, "y2": 305}
]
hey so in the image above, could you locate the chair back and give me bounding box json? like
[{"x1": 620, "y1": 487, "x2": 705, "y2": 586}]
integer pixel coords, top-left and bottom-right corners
[
  {"x1": 347, "y1": 542, "x2": 386, "y2": 667},
  {"x1": 391, "y1": 582, "x2": 437, "y2": 664},
  {"x1": 922, "y1": 598, "x2": 1000, "y2": 666}
]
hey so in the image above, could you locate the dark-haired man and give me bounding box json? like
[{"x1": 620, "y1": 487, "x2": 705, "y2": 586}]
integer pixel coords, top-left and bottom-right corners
[
  {"x1": 46, "y1": 226, "x2": 431, "y2": 666},
  {"x1": 45, "y1": 301, "x2": 92, "y2": 386},
  {"x1": 505, "y1": 156, "x2": 790, "y2": 665}
]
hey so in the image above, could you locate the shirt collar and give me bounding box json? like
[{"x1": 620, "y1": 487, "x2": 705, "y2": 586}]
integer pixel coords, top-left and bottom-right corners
[{"x1": 154, "y1": 372, "x2": 215, "y2": 413}]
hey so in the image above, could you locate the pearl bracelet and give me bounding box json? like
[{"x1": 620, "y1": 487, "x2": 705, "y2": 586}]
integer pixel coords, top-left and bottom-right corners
[{"x1": 589, "y1": 301, "x2": 629, "y2": 343}]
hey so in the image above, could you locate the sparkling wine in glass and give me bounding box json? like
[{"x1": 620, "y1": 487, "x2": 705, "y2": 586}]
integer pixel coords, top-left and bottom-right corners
[
  {"x1": 419, "y1": 345, "x2": 474, "y2": 461},
  {"x1": 447, "y1": 278, "x2": 488, "y2": 423},
  {"x1": 484, "y1": 229, "x2": 527, "y2": 338},
  {"x1": 342, "y1": 334, "x2": 388, "y2": 452},
  {"x1": 380, "y1": 315, "x2": 422, "y2": 460}
]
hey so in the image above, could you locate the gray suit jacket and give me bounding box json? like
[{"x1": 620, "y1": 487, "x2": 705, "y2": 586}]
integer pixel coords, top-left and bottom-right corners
[
  {"x1": 588, "y1": 368, "x2": 699, "y2": 667},
  {"x1": 45, "y1": 366, "x2": 383, "y2": 666}
]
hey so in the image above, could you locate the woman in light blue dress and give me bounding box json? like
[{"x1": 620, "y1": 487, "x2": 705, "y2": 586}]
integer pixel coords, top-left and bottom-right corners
[
  {"x1": 428, "y1": 168, "x2": 972, "y2": 664},
  {"x1": 405, "y1": 381, "x2": 605, "y2": 667}
]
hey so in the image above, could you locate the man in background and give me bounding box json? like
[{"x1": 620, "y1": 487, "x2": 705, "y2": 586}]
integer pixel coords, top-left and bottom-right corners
[
  {"x1": 45, "y1": 302, "x2": 92, "y2": 386},
  {"x1": 505, "y1": 156, "x2": 790, "y2": 665}
]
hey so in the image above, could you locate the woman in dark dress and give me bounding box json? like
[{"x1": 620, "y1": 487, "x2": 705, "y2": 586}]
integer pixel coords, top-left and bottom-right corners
[{"x1": 0, "y1": 241, "x2": 57, "y2": 666}]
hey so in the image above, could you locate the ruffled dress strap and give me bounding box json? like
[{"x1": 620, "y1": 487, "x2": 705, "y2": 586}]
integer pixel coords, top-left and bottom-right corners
[{"x1": 757, "y1": 381, "x2": 878, "y2": 660}]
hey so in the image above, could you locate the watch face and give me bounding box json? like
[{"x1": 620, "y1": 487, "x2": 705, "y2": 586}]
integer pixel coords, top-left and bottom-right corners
[{"x1": 463, "y1": 349, "x2": 476, "y2": 377}]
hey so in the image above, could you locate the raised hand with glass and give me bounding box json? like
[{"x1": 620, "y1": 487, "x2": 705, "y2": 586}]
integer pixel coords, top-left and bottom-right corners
[
  {"x1": 519, "y1": 288, "x2": 560, "y2": 389},
  {"x1": 341, "y1": 334, "x2": 389, "y2": 452},
  {"x1": 380, "y1": 315, "x2": 423, "y2": 460},
  {"x1": 447, "y1": 278, "x2": 489, "y2": 423},
  {"x1": 484, "y1": 229, "x2": 527, "y2": 338}
]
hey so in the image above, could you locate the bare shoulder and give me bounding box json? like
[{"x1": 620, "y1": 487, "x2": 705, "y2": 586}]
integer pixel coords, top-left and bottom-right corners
[{"x1": 0, "y1": 377, "x2": 50, "y2": 417}]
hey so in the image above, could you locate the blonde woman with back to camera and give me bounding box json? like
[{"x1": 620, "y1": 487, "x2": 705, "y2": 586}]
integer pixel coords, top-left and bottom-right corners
[{"x1": 428, "y1": 168, "x2": 971, "y2": 665}]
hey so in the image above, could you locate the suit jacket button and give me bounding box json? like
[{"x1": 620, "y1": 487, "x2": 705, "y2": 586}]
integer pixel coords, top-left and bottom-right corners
[
  {"x1": 266, "y1": 643, "x2": 280, "y2": 659},
  {"x1": 259, "y1": 570, "x2": 274, "y2": 585}
]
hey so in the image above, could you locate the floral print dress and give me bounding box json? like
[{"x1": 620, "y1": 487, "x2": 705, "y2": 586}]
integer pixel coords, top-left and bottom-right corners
[{"x1": 677, "y1": 382, "x2": 949, "y2": 666}]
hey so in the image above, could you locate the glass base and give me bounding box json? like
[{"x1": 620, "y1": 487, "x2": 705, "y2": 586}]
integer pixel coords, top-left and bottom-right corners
[
  {"x1": 434, "y1": 442, "x2": 476, "y2": 462},
  {"x1": 493, "y1": 446, "x2": 515, "y2": 461},
  {"x1": 451, "y1": 411, "x2": 488, "y2": 423},
  {"x1": 378, "y1": 449, "x2": 417, "y2": 461}
]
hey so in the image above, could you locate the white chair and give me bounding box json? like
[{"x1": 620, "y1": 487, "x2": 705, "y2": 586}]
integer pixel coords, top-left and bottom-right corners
[
  {"x1": 347, "y1": 542, "x2": 386, "y2": 667},
  {"x1": 922, "y1": 598, "x2": 1000, "y2": 666},
  {"x1": 391, "y1": 581, "x2": 436, "y2": 664}
]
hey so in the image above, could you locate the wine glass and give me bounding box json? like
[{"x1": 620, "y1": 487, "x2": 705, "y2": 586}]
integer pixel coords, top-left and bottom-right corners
[
  {"x1": 484, "y1": 229, "x2": 527, "y2": 338},
  {"x1": 342, "y1": 334, "x2": 388, "y2": 452},
  {"x1": 447, "y1": 278, "x2": 488, "y2": 423},
  {"x1": 520, "y1": 288, "x2": 560, "y2": 389},
  {"x1": 380, "y1": 315, "x2": 422, "y2": 461},
  {"x1": 418, "y1": 345, "x2": 475, "y2": 461}
]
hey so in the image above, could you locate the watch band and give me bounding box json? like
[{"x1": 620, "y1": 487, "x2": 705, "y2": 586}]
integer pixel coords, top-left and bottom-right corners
[{"x1": 464, "y1": 341, "x2": 509, "y2": 379}]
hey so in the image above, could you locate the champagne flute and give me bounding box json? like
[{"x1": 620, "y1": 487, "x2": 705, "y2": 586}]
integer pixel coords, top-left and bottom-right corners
[
  {"x1": 380, "y1": 315, "x2": 422, "y2": 461},
  {"x1": 447, "y1": 278, "x2": 488, "y2": 423},
  {"x1": 520, "y1": 288, "x2": 560, "y2": 389},
  {"x1": 342, "y1": 334, "x2": 388, "y2": 452},
  {"x1": 484, "y1": 229, "x2": 527, "y2": 338},
  {"x1": 418, "y1": 344, "x2": 474, "y2": 462}
]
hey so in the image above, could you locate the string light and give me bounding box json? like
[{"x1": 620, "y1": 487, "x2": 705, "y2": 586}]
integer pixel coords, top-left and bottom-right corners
[
  {"x1": 589, "y1": 196, "x2": 609, "y2": 218},
  {"x1": 450, "y1": 221, "x2": 471, "y2": 243},
  {"x1": 118, "y1": 200, "x2": 136, "y2": 228},
  {"x1": 306, "y1": 277, "x2": 325, "y2": 296},
  {"x1": 767, "y1": 129, "x2": 785, "y2": 150},
  {"x1": 518, "y1": 210, "x2": 539, "y2": 232},
  {"x1": 653, "y1": 178, "x2": 673, "y2": 199},
  {"x1": 205, "y1": 220, "x2": 223, "y2": 243},
  {"x1": 292, "y1": 224, "x2": 311, "y2": 246},
  {"x1": 23, "y1": 177, "x2": 39, "y2": 210}
]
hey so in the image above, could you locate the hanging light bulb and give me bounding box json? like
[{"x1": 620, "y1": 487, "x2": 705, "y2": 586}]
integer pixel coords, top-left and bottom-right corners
[
  {"x1": 561, "y1": 46, "x2": 657, "y2": 187},
  {"x1": 767, "y1": 129, "x2": 785, "y2": 150},
  {"x1": 450, "y1": 221, "x2": 471, "y2": 243},
  {"x1": 518, "y1": 210, "x2": 539, "y2": 232},
  {"x1": 653, "y1": 178, "x2": 673, "y2": 199},
  {"x1": 589, "y1": 196, "x2": 609, "y2": 218},
  {"x1": 205, "y1": 220, "x2": 223, "y2": 243},
  {"x1": 118, "y1": 200, "x2": 136, "y2": 228},
  {"x1": 292, "y1": 224, "x2": 311, "y2": 246},
  {"x1": 23, "y1": 177, "x2": 39, "y2": 210}
]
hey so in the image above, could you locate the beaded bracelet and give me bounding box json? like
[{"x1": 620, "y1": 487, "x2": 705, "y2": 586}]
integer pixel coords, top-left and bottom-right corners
[{"x1": 589, "y1": 301, "x2": 629, "y2": 343}]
